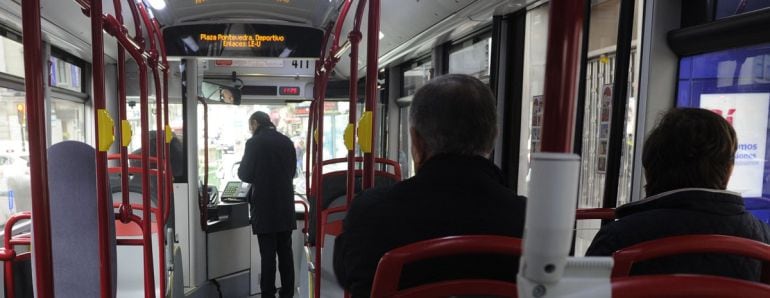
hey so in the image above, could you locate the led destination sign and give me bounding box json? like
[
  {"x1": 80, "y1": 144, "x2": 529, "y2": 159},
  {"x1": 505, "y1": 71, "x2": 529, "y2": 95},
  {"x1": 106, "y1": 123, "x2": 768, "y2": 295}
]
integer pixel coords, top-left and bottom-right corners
[
  {"x1": 164, "y1": 24, "x2": 323, "y2": 58},
  {"x1": 198, "y1": 33, "x2": 286, "y2": 48}
]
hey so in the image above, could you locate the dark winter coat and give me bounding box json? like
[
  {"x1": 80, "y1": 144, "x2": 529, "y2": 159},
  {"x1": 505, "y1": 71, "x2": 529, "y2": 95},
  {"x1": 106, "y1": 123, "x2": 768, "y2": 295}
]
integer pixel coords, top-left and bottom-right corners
[
  {"x1": 238, "y1": 126, "x2": 297, "y2": 234},
  {"x1": 586, "y1": 188, "x2": 770, "y2": 281},
  {"x1": 333, "y1": 154, "x2": 527, "y2": 297}
]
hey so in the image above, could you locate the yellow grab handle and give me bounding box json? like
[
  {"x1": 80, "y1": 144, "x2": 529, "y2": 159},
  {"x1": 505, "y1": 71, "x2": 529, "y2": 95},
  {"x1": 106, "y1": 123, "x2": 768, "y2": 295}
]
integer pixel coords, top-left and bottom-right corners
[
  {"x1": 343, "y1": 123, "x2": 355, "y2": 151},
  {"x1": 165, "y1": 124, "x2": 173, "y2": 143},
  {"x1": 121, "y1": 120, "x2": 132, "y2": 147},
  {"x1": 97, "y1": 109, "x2": 115, "y2": 152},
  {"x1": 357, "y1": 111, "x2": 373, "y2": 153}
]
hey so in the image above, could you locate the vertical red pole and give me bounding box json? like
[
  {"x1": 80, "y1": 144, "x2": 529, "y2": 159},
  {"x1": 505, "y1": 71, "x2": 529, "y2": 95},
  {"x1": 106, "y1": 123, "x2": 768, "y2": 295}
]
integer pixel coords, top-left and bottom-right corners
[
  {"x1": 313, "y1": 67, "x2": 329, "y2": 298},
  {"x1": 138, "y1": 60, "x2": 158, "y2": 298},
  {"x1": 153, "y1": 19, "x2": 173, "y2": 224},
  {"x1": 306, "y1": 100, "x2": 314, "y2": 195},
  {"x1": 20, "y1": 1, "x2": 55, "y2": 295},
  {"x1": 114, "y1": 1, "x2": 133, "y2": 221},
  {"x1": 4, "y1": 260, "x2": 14, "y2": 298},
  {"x1": 144, "y1": 15, "x2": 167, "y2": 293},
  {"x1": 540, "y1": 0, "x2": 585, "y2": 153},
  {"x1": 362, "y1": 0, "x2": 380, "y2": 189},
  {"x1": 88, "y1": 1, "x2": 115, "y2": 297},
  {"x1": 345, "y1": 0, "x2": 364, "y2": 204}
]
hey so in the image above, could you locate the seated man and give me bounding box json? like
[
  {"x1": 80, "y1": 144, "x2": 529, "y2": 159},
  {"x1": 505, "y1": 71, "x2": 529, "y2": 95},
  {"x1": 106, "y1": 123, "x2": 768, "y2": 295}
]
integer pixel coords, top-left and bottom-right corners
[
  {"x1": 587, "y1": 108, "x2": 770, "y2": 280},
  {"x1": 333, "y1": 74, "x2": 527, "y2": 297}
]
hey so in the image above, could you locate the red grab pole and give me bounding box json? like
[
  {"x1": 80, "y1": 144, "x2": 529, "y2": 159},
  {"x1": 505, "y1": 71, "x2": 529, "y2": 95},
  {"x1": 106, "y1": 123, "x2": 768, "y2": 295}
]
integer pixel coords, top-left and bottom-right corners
[
  {"x1": 137, "y1": 4, "x2": 168, "y2": 294},
  {"x1": 89, "y1": 0, "x2": 116, "y2": 297},
  {"x1": 540, "y1": 0, "x2": 585, "y2": 153},
  {"x1": 20, "y1": 0, "x2": 55, "y2": 295},
  {"x1": 362, "y1": 0, "x2": 380, "y2": 189},
  {"x1": 112, "y1": 0, "x2": 134, "y2": 225},
  {"x1": 345, "y1": 0, "x2": 366, "y2": 204}
]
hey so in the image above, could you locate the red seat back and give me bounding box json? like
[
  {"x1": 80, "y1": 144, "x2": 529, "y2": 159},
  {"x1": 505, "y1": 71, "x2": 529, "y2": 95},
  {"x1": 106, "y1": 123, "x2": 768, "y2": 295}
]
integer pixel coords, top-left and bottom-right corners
[
  {"x1": 612, "y1": 274, "x2": 770, "y2": 297},
  {"x1": 612, "y1": 234, "x2": 770, "y2": 282},
  {"x1": 370, "y1": 235, "x2": 521, "y2": 298},
  {"x1": 575, "y1": 208, "x2": 615, "y2": 220}
]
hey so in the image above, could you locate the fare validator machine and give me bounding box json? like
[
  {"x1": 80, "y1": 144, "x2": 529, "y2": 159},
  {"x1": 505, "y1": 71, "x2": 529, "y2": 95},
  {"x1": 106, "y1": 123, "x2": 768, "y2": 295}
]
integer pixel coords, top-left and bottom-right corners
[{"x1": 221, "y1": 181, "x2": 251, "y2": 203}]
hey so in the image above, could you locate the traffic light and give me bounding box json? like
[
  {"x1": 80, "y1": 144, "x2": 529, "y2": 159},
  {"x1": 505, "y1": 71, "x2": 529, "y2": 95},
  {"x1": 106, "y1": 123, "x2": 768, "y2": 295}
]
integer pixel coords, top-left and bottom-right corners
[{"x1": 16, "y1": 103, "x2": 24, "y2": 125}]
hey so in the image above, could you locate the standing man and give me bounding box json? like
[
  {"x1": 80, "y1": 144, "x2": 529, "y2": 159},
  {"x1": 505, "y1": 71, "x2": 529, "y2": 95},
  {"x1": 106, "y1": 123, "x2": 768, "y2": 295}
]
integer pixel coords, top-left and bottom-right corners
[{"x1": 238, "y1": 111, "x2": 297, "y2": 298}]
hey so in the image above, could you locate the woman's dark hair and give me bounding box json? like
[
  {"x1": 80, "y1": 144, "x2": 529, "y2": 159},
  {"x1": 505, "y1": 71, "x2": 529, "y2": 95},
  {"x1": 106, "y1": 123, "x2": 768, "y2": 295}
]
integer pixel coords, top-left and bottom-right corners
[{"x1": 642, "y1": 108, "x2": 737, "y2": 196}]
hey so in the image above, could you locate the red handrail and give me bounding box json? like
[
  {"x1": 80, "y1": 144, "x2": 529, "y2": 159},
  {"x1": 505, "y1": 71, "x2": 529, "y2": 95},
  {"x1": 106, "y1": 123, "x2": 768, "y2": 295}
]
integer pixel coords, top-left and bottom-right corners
[
  {"x1": 575, "y1": 208, "x2": 616, "y2": 220},
  {"x1": 153, "y1": 17, "x2": 174, "y2": 231},
  {"x1": 136, "y1": 4, "x2": 169, "y2": 295},
  {"x1": 370, "y1": 235, "x2": 521, "y2": 298},
  {"x1": 20, "y1": 0, "x2": 55, "y2": 296},
  {"x1": 1, "y1": 212, "x2": 32, "y2": 298},
  {"x1": 612, "y1": 275, "x2": 770, "y2": 297},
  {"x1": 611, "y1": 234, "x2": 770, "y2": 281}
]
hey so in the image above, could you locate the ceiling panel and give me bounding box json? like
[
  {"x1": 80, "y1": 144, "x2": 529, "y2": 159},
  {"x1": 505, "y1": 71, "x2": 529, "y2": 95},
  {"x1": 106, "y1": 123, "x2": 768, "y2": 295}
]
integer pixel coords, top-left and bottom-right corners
[{"x1": 156, "y1": 0, "x2": 336, "y2": 27}]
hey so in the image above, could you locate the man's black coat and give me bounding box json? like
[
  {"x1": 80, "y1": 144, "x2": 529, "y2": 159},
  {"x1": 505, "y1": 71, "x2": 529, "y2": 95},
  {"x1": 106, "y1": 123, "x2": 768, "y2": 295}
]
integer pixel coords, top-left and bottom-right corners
[
  {"x1": 333, "y1": 154, "x2": 526, "y2": 297},
  {"x1": 238, "y1": 126, "x2": 297, "y2": 234}
]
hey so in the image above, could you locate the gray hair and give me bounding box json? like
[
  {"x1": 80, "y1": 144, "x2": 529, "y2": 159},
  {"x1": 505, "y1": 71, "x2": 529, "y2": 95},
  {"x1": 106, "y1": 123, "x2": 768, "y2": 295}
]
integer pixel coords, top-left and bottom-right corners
[{"x1": 409, "y1": 74, "x2": 497, "y2": 156}]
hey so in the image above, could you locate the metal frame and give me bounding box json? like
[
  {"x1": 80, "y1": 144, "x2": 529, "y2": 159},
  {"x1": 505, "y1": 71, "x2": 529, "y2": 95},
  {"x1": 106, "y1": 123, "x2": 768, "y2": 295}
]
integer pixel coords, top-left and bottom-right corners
[
  {"x1": 601, "y1": 0, "x2": 636, "y2": 213},
  {"x1": 490, "y1": 10, "x2": 526, "y2": 190}
]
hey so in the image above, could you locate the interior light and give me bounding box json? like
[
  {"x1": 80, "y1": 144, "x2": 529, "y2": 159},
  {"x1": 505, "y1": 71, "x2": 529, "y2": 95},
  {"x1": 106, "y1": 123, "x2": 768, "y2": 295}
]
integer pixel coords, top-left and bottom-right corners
[
  {"x1": 146, "y1": 0, "x2": 166, "y2": 10},
  {"x1": 379, "y1": 31, "x2": 385, "y2": 40}
]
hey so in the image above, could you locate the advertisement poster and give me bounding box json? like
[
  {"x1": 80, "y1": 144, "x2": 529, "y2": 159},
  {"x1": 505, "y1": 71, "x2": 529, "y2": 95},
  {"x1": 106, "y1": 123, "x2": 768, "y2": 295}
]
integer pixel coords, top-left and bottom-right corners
[
  {"x1": 597, "y1": 85, "x2": 613, "y2": 173},
  {"x1": 700, "y1": 93, "x2": 770, "y2": 198}
]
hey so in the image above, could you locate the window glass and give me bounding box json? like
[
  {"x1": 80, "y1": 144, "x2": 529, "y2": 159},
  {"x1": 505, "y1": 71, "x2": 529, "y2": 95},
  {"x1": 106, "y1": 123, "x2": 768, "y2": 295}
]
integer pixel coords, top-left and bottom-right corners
[
  {"x1": 398, "y1": 106, "x2": 414, "y2": 179},
  {"x1": 716, "y1": 0, "x2": 770, "y2": 19},
  {"x1": 402, "y1": 60, "x2": 432, "y2": 97},
  {"x1": 448, "y1": 37, "x2": 492, "y2": 81},
  {"x1": 0, "y1": 34, "x2": 24, "y2": 78},
  {"x1": 196, "y1": 102, "x2": 347, "y2": 196},
  {"x1": 49, "y1": 56, "x2": 83, "y2": 92},
  {"x1": 51, "y1": 99, "x2": 85, "y2": 144},
  {"x1": 0, "y1": 87, "x2": 30, "y2": 224},
  {"x1": 520, "y1": 0, "x2": 643, "y2": 256}
]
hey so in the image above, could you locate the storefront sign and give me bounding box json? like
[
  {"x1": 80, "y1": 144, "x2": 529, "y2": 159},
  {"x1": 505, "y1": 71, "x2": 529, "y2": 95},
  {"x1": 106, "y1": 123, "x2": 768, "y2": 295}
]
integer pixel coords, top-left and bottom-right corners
[{"x1": 701, "y1": 93, "x2": 770, "y2": 197}]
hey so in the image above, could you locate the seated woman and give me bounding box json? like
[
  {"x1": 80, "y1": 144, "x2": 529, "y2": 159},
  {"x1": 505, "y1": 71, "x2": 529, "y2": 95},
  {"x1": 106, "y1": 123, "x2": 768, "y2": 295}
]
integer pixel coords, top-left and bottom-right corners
[{"x1": 587, "y1": 108, "x2": 770, "y2": 281}]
